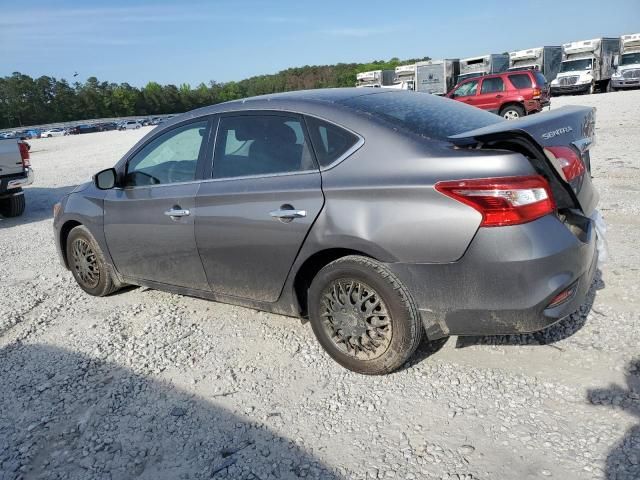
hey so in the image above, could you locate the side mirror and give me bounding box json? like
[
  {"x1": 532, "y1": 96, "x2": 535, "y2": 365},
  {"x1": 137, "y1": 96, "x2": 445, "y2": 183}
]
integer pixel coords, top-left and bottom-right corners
[{"x1": 94, "y1": 168, "x2": 117, "y2": 190}]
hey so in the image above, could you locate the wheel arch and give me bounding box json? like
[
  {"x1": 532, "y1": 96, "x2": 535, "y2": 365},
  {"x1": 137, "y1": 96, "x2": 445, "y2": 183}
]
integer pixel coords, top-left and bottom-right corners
[
  {"x1": 292, "y1": 248, "x2": 376, "y2": 317},
  {"x1": 59, "y1": 219, "x2": 83, "y2": 269},
  {"x1": 499, "y1": 101, "x2": 526, "y2": 115}
]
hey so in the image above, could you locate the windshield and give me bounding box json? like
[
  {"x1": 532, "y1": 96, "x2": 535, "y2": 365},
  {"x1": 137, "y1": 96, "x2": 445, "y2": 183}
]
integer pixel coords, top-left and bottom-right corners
[
  {"x1": 339, "y1": 91, "x2": 501, "y2": 141},
  {"x1": 621, "y1": 52, "x2": 640, "y2": 66},
  {"x1": 560, "y1": 59, "x2": 593, "y2": 72}
]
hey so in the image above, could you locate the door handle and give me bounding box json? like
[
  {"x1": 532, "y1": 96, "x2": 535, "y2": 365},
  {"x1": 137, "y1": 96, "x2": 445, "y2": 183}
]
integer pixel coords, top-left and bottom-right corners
[
  {"x1": 270, "y1": 209, "x2": 307, "y2": 219},
  {"x1": 496, "y1": 94, "x2": 503, "y2": 98},
  {"x1": 164, "y1": 208, "x2": 190, "y2": 217}
]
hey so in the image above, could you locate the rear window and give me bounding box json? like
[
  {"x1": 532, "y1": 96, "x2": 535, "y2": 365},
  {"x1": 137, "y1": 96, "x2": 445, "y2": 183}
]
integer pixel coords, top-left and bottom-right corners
[
  {"x1": 339, "y1": 91, "x2": 501, "y2": 141},
  {"x1": 534, "y1": 71, "x2": 547, "y2": 87},
  {"x1": 508, "y1": 74, "x2": 533, "y2": 89}
]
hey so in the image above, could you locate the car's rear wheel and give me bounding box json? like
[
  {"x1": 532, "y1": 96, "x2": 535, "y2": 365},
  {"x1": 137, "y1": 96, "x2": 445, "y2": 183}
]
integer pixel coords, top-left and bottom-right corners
[
  {"x1": 500, "y1": 104, "x2": 525, "y2": 120},
  {"x1": 0, "y1": 190, "x2": 25, "y2": 217},
  {"x1": 308, "y1": 255, "x2": 423, "y2": 375},
  {"x1": 67, "y1": 225, "x2": 121, "y2": 296}
]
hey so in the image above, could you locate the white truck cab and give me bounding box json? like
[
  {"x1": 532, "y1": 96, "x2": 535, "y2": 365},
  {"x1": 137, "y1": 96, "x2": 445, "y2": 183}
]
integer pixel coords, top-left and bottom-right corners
[
  {"x1": 551, "y1": 38, "x2": 619, "y2": 95},
  {"x1": 611, "y1": 33, "x2": 640, "y2": 90}
]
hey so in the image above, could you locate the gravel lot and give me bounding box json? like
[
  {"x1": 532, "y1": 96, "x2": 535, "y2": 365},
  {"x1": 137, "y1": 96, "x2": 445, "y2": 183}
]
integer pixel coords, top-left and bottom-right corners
[{"x1": 1, "y1": 91, "x2": 639, "y2": 480}]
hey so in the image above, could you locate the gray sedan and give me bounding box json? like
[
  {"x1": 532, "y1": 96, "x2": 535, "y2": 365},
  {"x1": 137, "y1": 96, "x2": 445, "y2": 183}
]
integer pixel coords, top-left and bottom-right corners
[{"x1": 53, "y1": 88, "x2": 600, "y2": 374}]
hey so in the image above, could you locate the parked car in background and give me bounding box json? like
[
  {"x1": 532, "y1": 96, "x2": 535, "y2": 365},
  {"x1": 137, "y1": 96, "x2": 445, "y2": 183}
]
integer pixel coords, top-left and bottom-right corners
[
  {"x1": 119, "y1": 120, "x2": 141, "y2": 131},
  {"x1": 97, "y1": 122, "x2": 118, "y2": 131},
  {"x1": 41, "y1": 128, "x2": 66, "y2": 138},
  {"x1": 447, "y1": 70, "x2": 550, "y2": 119},
  {"x1": 0, "y1": 137, "x2": 33, "y2": 217},
  {"x1": 54, "y1": 88, "x2": 600, "y2": 375}
]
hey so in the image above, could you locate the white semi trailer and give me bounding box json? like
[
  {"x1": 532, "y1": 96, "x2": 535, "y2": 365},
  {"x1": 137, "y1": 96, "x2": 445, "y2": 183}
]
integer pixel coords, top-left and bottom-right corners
[
  {"x1": 393, "y1": 64, "x2": 416, "y2": 90},
  {"x1": 550, "y1": 37, "x2": 620, "y2": 95},
  {"x1": 414, "y1": 60, "x2": 460, "y2": 95},
  {"x1": 457, "y1": 54, "x2": 509, "y2": 83},
  {"x1": 355, "y1": 70, "x2": 396, "y2": 88},
  {"x1": 611, "y1": 33, "x2": 640, "y2": 91},
  {"x1": 393, "y1": 60, "x2": 460, "y2": 94},
  {"x1": 508, "y1": 46, "x2": 562, "y2": 82}
]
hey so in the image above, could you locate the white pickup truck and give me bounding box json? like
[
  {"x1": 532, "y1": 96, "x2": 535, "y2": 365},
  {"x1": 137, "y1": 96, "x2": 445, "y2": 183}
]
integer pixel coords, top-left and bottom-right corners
[{"x1": 0, "y1": 138, "x2": 34, "y2": 217}]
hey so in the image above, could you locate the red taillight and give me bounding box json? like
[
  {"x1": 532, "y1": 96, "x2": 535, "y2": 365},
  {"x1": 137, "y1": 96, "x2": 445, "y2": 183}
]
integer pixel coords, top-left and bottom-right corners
[
  {"x1": 18, "y1": 142, "x2": 30, "y2": 168},
  {"x1": 532, "y1": 88, "x2": 541, "y2": 98},
  {"x1": 547, "y1": 283, "x2": 577, "y2": 309},
  {"x1": 435, "y1": 175, "x2": 556, "y2": 227},
  {"x1": 544, "y1": 146, "x2": 585, "y2": 182}
]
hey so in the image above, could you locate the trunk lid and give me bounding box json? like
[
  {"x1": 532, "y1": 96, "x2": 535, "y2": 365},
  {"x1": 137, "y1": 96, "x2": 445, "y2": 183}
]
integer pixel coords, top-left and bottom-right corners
[
  {"x1": 0, "y1": 138, "x2": 25, "y2": 177},
  {"x1": 448, "y1": 105, "x2": 598, "y2": 215}
]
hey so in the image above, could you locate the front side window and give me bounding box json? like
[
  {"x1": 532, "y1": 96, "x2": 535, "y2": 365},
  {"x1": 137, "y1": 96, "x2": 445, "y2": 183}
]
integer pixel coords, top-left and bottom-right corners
[
  {"x1": 213, "y1": 115, "x2": 315, "y2": 179},
  {"x1": 508, "y1": 73, "x2": 533, "y2": 89},
  {"x1": 480, "y1": 77, "x2": 505, "y2": 94},
  {"x1": 125, "y1": 121, "x2": 207, "y2": 187},
  {"x1": 305, "y1": 116, "x2": 359, "y2": 168},
  {"x1": 452, "y1": 80, "x2": 478, "y2": 98}
]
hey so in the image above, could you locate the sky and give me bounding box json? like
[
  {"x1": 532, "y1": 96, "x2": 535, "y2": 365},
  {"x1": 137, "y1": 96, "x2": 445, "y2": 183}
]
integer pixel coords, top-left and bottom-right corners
[{"x1": 1, "y1": 0, "x2": 639, "y2": 87}]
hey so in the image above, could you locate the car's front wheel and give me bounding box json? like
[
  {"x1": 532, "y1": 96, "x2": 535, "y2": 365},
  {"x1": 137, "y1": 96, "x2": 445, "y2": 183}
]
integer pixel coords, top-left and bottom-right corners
[
  {"x1": 308, "y1": 255, "x2": 423, "y2": 375},
  {"x1": 67, "y1": 225, "x2": 121, "y2": 296}
]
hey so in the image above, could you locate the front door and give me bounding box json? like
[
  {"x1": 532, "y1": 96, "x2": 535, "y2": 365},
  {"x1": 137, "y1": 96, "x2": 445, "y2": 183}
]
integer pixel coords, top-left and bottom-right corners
[
  {"x1": 195, "y1": 112, "x2": 324, "y2": 302},
  {"x1": 104, "y1": 120, "x2": 211, "y2": 290},
  {"x1": 475, "y1": 76, "x2": 506, "y2": 113},
  {"x1": 450, "y1": 79, "x2": 480, "y2": 108}
]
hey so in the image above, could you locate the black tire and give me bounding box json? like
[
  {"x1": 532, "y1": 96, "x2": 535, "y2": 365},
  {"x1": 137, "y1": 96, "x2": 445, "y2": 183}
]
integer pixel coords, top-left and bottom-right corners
[
  {"x1": 308, "y1": 255, "x2": 423, "y2": 375},
  {"x1": 0, "y1": 191, "x2": 26, "y2": 217},
  {"x1": 499, "y1": 104, "x2": 525, "y2": 120},
  {"x1": 66, "y1": 225, "x2": 121, "y2": 296}
]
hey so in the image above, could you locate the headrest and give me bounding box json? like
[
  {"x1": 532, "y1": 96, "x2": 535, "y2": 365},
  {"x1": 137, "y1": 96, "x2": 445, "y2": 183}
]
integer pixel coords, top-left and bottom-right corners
[{"x1": 227, "y1": 117, "x2": 297, "y2": 145}]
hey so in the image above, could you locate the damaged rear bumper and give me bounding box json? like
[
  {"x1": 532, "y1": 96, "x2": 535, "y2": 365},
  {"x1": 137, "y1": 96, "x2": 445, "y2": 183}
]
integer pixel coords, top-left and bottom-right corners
[{"x1": 388, "y1": 213, "x2": 598, "y2": 339}]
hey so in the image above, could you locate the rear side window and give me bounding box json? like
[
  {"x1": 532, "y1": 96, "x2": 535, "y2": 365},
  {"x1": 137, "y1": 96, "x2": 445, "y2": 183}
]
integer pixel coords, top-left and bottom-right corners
[
  {"x1": 480, "y1": 77, "x2": 505, "y2": 93},
  {"x1": 508, "y1": 73, "x2": 533, "y2": 89},
  {"x1": 340, "y1": 91, "x2": 501, "y2": 141},
  {"x1": 305, "y1": 116, "x2": 359, "y2": 168},
  {"x1": 213, "y1": 115, "x2": 315, "y2": 179}
]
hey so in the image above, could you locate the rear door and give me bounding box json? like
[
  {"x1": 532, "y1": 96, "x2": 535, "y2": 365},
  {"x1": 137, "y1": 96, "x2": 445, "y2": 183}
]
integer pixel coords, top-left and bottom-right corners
[
  {"x1": 476, "y1": 76, "x2": 506, "y2": 113},
  {"x1": 195, "y1": 112, "x2": 324, "y2": 302}
]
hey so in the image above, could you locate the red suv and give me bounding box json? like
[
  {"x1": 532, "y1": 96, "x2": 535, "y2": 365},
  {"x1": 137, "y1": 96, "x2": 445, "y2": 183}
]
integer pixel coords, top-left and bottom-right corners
[{"x1": 446, "y1": 70, "x2": 550, "y2": 120}]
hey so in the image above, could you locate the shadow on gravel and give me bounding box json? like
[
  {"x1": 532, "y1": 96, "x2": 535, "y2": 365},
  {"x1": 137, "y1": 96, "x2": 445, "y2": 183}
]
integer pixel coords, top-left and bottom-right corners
[
  {"x1": 0, "y1": 344, "x2": 340, "y2": 480},
  {"x1": 454, "y1": 269, "x2": 605, "y2": 349},
  {"x1": 588, "y1": 359, "x2": 640, "y2": 480},
  {"x1": 0, "y1": 185, "x2": 76, "y2": 228}
]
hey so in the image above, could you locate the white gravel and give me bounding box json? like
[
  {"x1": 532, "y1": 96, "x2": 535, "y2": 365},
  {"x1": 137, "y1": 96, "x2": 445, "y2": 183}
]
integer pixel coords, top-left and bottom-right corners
[{"x1": 1, "y1": 91, "x2": 639, "y2": 480}]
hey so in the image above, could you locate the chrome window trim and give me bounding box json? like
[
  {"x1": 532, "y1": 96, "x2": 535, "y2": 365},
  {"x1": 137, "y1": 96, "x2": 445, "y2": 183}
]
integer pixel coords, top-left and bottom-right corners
[{"x1": 200, "y1": 169, "x2": 319, "y2": 184}]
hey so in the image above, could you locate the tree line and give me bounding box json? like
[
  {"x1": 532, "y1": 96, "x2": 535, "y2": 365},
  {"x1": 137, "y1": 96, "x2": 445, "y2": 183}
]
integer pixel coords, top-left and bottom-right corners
[{"x1": 0, "y1": 57, "x2": 428, "y2": 129}]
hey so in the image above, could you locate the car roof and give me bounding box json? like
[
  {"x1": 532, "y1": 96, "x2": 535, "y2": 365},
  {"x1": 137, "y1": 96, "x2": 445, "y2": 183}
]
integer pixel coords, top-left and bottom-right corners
[{"x1": 156, "y1": 87, "x2": 403, "y2": 131}]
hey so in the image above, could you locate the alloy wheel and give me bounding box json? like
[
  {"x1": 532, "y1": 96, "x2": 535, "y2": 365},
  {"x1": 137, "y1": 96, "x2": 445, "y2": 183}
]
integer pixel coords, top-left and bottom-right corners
[
  {"x1": 320, "y1": 279, "x2": 392, "y2": 360},
  {"x1": 503, "y1": 110, "x2": 520, "y2": 120},
  {"x1": 71, "y1": 238, "x2": 100, "y2": 288}
]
